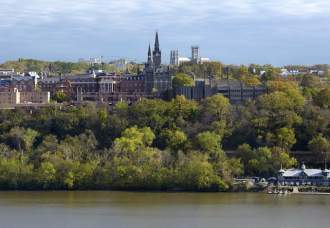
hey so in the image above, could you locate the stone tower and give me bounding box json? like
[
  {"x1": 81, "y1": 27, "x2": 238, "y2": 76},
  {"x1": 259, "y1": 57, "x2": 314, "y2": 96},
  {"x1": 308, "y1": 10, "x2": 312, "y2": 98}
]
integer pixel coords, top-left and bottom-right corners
[{"x1": 152, "y1": 32, "x2": 161, "y2": 68}]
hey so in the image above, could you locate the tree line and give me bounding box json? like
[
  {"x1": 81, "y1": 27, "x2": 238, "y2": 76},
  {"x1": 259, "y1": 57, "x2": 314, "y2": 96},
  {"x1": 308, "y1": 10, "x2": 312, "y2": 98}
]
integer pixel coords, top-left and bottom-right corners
[{"x1": 0, "y1": 75, "x2": 329, "y2": 191}]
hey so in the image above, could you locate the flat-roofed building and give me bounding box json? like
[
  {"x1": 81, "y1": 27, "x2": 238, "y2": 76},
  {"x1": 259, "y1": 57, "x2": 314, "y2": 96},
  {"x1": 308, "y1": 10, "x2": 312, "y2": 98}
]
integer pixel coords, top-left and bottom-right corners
[
  {"x1": 214, "y1": 80, "x2": 266, "y2": 103},
  {"x1": 20, "y1": 91, "x2": 50, "y2": 104},
  {"x1": 0, "y1": 89, "x2": 20, "y2": 107},
  {"x1": 0, "y1": 89, "x2": 50, "y2": 108}
]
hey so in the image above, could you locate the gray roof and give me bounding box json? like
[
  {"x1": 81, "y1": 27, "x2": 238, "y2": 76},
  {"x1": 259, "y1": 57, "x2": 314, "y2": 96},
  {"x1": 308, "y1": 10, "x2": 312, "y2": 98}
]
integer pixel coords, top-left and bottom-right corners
[{"x1": 282, "y1": 168, "x2": 330, "y2": 177}]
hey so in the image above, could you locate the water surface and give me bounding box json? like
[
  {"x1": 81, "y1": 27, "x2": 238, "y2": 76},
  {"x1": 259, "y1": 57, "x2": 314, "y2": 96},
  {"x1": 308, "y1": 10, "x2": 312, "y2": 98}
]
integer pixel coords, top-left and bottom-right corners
[{"x1": 0, "y1": 191, "x2": 329, "y2": 228}]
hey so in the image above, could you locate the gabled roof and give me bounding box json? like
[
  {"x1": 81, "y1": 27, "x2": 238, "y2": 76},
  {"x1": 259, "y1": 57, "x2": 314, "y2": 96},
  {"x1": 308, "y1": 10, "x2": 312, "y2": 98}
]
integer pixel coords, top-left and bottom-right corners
[
  {"x1": 283, "y1": 169, "x2": 301, "y2": 177},
  {"x1": 282, "y1": 168, "x2": 324, "y2": 177}
]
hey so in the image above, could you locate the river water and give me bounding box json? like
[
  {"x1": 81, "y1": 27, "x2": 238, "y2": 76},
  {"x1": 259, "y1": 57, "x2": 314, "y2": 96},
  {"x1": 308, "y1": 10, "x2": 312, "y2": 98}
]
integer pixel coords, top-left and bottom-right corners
[{"x1": 0, "y1": 191, "x2": 329, "y2": 228}]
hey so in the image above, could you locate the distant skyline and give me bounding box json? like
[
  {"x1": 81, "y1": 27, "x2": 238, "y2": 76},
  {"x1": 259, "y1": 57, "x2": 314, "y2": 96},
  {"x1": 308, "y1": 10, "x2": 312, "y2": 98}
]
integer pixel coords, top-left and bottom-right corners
[{"x1": 0, "y1": 0, "x2": 329, "y2": 66}]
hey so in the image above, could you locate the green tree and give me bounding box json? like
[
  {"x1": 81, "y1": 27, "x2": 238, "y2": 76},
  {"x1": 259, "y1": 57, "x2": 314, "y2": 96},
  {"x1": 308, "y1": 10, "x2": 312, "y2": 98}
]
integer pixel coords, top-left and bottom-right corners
[
  {"x1": 160, "y1": 129, "x2": 187, "y2": 152},
  {"x1": 308, "y1": 135, "x2": 330, "y2": 166},
  {"x1": 37, "y1": 162, "x2": 56, "y2": 189},
  {"x1": 201, "y1": 94, "x2": 230, "y2": 121},
  {"x1": 314, "y1": 87, "x2": 330, "y2": 108},
  {"x1": 179, "y1": 153, "x2": 227, "y2": 191},
  {"x1": 53, "y1": 91, "x2": 69, "y2": 103},
  {"x1": 172, "y1": 73, "x2": 194, "y2": 87},
  {"x1": 274, "y1": 127, "x2": 296, "y2": 150}
]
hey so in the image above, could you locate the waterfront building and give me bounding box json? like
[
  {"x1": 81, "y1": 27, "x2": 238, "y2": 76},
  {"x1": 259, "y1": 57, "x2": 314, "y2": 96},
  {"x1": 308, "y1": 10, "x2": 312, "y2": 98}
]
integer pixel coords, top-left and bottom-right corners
[{"x1": 278, "y1": 164, "x2": 330, "y2": 186}]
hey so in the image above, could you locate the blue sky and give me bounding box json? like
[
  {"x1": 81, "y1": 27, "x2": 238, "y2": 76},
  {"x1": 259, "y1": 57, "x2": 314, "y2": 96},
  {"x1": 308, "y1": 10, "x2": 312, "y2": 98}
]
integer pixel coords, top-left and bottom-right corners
[{"x1": 0, "y1": 0, "x2": 329, "y2": 66}]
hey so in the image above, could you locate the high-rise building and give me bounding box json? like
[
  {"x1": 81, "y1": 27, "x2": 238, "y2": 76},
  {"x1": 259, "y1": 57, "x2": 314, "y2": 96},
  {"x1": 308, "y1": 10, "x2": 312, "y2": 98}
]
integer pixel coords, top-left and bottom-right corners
[
  {"x1": 191, "y1": 46, "x2": 200, "y2": 63},
  {"x1": 170, "y1": 50, "x2": 179, "y2": 66}
]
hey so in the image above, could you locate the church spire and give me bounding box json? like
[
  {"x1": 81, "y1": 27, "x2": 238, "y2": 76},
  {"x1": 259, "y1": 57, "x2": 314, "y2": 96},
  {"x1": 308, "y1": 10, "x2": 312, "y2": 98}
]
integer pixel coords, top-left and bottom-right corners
[
  {"x1": 152, "y1": 31, "x2": 161, "y2": 68},
  {"x1": 147, "y1": 43, "x2": 152, "y2": 65},
  {"x1": 155, "y1": 31, "x2": 159, "y2": 50}
]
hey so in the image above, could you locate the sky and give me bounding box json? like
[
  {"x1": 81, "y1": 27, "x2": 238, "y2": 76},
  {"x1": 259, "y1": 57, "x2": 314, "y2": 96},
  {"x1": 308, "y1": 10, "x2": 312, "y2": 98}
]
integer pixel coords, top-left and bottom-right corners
[{"x1": 0, "y1": 0, "x2": 329, "y2": 66}]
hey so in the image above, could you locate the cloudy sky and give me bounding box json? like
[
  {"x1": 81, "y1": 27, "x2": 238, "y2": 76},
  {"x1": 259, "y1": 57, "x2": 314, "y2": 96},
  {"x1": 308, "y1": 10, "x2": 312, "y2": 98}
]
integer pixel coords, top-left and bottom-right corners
[{"x1": 0, "y1": 0, "x2": 329, "y2": 65}]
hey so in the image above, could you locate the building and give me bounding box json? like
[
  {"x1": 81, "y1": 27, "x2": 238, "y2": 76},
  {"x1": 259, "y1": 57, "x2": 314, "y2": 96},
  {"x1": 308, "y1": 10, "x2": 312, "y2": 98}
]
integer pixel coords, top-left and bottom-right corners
[
  {"x1": 0, "y1": 75, "x2": 38, "y2": 93},
  {"x1": 39, "y1": 76, "x2": 71, "y2": 97},
  {"x1": 173, "y1": 79, "x2": 212, "y2": 100},
  {"x1": 170, "y1": 50, "x2": 179, "y2": 66},
  {"x1": 0, "y1": 89, "x2": 50, "y2": 108},
  {"x1": 20, "y1": 91, "x2": 50, "y2": 104},
  {"x1": 144, "y1": 32, "x2": 172, "y2": 96},
  {"x1": 278, "y1": 164, "x2": 330, "y2": 186},
  {"x1": 214, "y1": 80, "x2": 266, "y2": 103},
  {"x1": 0, "y1": 68, "x2": 15, "y2": 76},
  {"x1": 120, "y1": 74, "x2": 145, "y2": 95},
  {"x1": 109, "y1": 59, "x2": 129, "y2": 70},
  {"x1": 152, "y1": 32, "x2": 162, "y2": 68},
  {"x1": 178, "y1": 57, "x2": 191, "y2": 65},
  {"x1": 11, "y1": 76, "x2": 38, "y2": 92},
  {"x1": 172, "y1": 47, "x2": 210, "y2": 65},
  {"x1": 0, "y1": 90, "x2": 20, "y2": 106},
  {"x1": 191, "y1": 46, "x2": 200, "y2": 63}
]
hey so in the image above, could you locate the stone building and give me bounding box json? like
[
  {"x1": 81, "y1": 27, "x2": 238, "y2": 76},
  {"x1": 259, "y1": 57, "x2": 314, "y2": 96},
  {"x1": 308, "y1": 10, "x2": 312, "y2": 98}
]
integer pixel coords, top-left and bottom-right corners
[
  {"x1": 0, "y1": 89, "x2": 50, "y2": 108},
  {"x1": 144, "y1": 32, "x2": 172, "y2": 96}
]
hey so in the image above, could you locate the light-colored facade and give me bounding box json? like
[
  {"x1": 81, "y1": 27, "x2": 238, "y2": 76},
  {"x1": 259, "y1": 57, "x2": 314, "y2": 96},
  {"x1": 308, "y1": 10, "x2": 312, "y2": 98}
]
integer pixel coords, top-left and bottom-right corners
[
  {"x1": 0, "y1": 68, "x2": 15, "y2": 76},
  {"x1": 170, "y1": 50, "x2": 179, "y2": 66},
  {"x1": 278, "y1": 164, "x2": 330, "y2": 186},
  {"x1": 191, "y1": 46, "x2": 200, "y2": 63}
]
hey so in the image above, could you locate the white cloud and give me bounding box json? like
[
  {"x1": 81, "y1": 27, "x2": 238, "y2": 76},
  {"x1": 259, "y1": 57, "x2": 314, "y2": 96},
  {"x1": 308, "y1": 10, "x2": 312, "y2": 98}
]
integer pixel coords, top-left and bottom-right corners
[{"x1": 0, "y1": 0, "x2": 329, "y2": 30}]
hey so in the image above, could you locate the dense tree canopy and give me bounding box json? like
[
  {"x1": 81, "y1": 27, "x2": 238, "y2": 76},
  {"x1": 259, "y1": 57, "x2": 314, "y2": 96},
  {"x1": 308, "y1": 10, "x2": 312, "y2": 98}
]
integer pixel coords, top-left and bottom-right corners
[{"x1": 0, "y1": 76, "x2": 329, "y2": 190}]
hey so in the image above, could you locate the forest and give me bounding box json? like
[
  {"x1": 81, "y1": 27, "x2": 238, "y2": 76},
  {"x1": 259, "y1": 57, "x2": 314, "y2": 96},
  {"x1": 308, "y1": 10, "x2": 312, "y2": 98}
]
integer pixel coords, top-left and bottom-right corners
[{"x1": 0, "y1": 75, "x2": 329, "y2": 191}]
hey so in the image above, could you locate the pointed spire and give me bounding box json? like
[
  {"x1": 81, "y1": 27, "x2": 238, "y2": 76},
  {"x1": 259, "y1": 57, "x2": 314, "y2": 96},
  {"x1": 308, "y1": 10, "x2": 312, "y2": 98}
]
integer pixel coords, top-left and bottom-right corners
[
  {"x1": 155, "y1": 31, "x2": 159, "y2": 49},
  {"x1": 148, "y1": 43, "x2": 152, "y2": 57},
  {"x1": 147, "y1": 43, "x2": 152, "y2": 65},
  {"x1": 152, "y1": 31, "x2": 161, "y2": 68}
]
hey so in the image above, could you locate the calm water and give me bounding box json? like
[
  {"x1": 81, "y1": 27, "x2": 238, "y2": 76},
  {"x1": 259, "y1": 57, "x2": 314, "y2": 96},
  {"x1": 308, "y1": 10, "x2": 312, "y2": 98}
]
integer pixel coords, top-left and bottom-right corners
[{"x1": 0, "y1": 191, "x2": 329, "y2": 228}]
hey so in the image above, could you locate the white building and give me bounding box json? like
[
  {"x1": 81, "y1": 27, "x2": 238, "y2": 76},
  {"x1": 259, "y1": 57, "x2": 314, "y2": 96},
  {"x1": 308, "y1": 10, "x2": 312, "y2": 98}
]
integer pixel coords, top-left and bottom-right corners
[
  {"x1": 172, "y1": 46, "x2": 211, "y2": 65},
  {"x1": 278, "y1": 164, "x2": 330, "y2": 186}
]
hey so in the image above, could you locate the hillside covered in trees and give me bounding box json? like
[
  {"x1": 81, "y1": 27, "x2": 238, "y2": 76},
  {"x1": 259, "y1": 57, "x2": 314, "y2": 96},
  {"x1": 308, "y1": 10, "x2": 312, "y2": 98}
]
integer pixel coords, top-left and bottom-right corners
[
  {"x1": 0, "y1": 59, "x2": 141, "y2": 75},
  {"x1": 0, "y1": 76, "x2": 329, "y2": 191}
]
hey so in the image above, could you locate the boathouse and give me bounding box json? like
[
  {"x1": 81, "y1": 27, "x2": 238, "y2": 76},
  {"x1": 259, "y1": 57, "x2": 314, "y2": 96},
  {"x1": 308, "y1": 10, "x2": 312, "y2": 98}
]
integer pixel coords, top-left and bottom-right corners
[{"x1": 278, "y1": 164, "x2": 330, "y2": 186}]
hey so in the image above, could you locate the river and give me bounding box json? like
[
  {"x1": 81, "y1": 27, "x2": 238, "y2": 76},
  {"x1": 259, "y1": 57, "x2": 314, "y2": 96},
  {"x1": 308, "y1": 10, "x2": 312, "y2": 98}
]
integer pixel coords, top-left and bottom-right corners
[{"x1": 0, "y1": 191, "x2": 329, "y2": 228}]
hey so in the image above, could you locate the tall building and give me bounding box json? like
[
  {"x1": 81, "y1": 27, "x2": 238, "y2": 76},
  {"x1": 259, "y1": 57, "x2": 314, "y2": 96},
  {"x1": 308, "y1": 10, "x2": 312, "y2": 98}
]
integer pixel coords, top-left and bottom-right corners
[
  {"x1": 170, "y1": 50, "x2": 179, "y2": 66},
  {"x1": 144, "y1": 32, "x2": 172, "y2": 95},
  {"x1": 191, "y1": 46, "x2": 200, "y2": 63},
  {"x1": 152, "y1": 32, "x2": 162, "y2": 68}
]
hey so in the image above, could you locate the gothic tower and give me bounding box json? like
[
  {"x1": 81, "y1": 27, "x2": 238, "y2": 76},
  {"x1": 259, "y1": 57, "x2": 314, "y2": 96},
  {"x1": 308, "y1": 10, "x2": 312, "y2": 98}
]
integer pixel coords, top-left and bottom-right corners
[
  {"x1": 152, "y1": 32, "x2": 161, "y2": 68},
  {"x1": 147, "y1": 44, "x2": 153, "y2": 67}
]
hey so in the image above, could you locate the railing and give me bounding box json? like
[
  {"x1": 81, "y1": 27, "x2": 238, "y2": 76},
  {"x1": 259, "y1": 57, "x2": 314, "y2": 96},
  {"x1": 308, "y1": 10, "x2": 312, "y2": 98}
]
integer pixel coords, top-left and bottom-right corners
[{"x1": 278, "y1": 179, "x2": 330, "y2": 186}]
